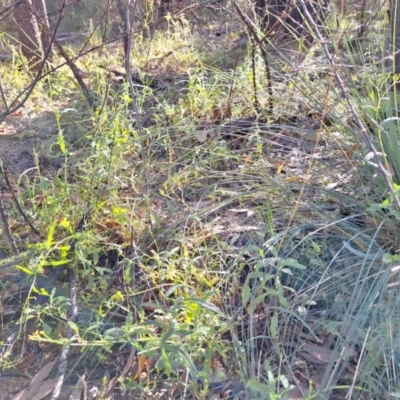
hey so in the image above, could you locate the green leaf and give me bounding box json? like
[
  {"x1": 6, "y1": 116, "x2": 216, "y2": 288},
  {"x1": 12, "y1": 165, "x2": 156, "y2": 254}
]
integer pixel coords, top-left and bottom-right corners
[
  {"x1": 183, "y1": 298, "x2": 222, "y2": 315},
  {"x1": 32, "y1": 286, "x2": 49, "y2": 296},
  {"x1": 165, "y1": 284, "x2": 188, "y2": 298},
  {"x1": 46, "y1": 220, "x2": 57, "y2": 250},
  {"x1": 242, "y1": 275, "x2": 251, "y2": 305},
  {"x1": 16, "y1": 265, "x2": 34, "y2": 275},
  {"x1": 160, "y1": 347, "x2": 172, "y2": 376},
  {"x1": 382, "y1": 253, "x2": 400, "y2": 263},
  {"x1": 246, "y1": 377, "x2": 270, "y2": 393},
  {"x1": 281, "y1": 258, "x2": 306, "y2": 269},
  {"x1": 43, "y1": 323, "x2": 52, "y2": 336},
  {"x1": 67, "y1": 321, "x2": 79, "y2": 334},
  {"x1": 250, "y1": 293, "x2": 269, "y2": 312},
  {"x1": 125, "y1": 313, "x2": 133, "y2": 327},
  {"x1": 103, "y1": 328, "x2": 124, "y2": 339},
  {"x1": 367, "y1": 204, "x2": 383, "y2": 212},
  {"x1": 270, "y1": 313, "x2": 278, "y2": 338},
  {"x1": 281, "y1": 268, "x2": 292, "y2": 275},
  {"x1": 42, "y1": 259, "x2": 70, "y2": 266},
  {"x1": 275, "y1": 282, "x2": 289, "y2": 307},
  {"x1": 57, "y1": 130, "x2": 66, "y2": 153},
  {"x1": 59, "y1": 218, "x2": 72, "y2": 232},
  {"x1": 160, "y1": 320, "x2": 176, "y2": 348}
]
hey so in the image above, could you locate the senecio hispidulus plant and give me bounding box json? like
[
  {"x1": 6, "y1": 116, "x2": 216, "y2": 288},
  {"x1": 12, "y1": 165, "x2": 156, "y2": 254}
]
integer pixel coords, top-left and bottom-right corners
[{"x1": 4, "y1": 1, "x2": 400, "y2": 398}]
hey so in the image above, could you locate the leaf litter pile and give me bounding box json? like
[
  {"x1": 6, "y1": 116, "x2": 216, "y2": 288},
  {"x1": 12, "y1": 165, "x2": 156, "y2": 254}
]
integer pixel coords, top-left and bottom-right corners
[{"x1": 0, "y1": 11, "x2": 399, "y2": 400}]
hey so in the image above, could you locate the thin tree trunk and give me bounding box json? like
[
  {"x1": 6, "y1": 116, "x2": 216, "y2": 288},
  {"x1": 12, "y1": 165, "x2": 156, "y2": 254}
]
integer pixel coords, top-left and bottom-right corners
[
  {"x1": 32, "y1": 0, "x2": 52, "y2": 58},
  {"x1": 13, "y1": 0, "x2": 52, "y2": 72}
]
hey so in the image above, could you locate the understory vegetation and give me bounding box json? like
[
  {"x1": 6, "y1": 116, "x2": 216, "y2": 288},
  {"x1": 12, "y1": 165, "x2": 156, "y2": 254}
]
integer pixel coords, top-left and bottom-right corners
[{"x1": 1, "y1": 0, "x2": 400, "y2": 399}]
